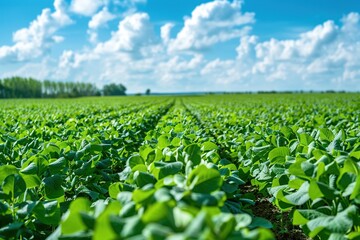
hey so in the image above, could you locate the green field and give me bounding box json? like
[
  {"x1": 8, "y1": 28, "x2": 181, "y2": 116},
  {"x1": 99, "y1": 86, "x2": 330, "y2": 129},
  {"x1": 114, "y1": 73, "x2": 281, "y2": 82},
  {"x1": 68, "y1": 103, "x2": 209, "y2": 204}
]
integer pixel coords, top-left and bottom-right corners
[{"x1": 1, "y1": 94, "x2": 360, "y2": 240}]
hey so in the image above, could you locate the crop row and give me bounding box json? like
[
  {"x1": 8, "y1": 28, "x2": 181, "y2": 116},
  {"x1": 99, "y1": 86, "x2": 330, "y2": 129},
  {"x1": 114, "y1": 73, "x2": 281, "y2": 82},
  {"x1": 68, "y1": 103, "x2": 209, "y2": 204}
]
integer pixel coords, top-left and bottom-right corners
[
  {"x1": 50, "y1": 101, "x2": 274, "y2": 239},
  {"x1": 183, "y1": 94, "x2": 360, "y2": 240},
  {"x1": 0, "y1": 98, "x2": 173, "y2": 239},
  {"x1": 1, "y1": 94, "x2": 359, "y2": 240}
]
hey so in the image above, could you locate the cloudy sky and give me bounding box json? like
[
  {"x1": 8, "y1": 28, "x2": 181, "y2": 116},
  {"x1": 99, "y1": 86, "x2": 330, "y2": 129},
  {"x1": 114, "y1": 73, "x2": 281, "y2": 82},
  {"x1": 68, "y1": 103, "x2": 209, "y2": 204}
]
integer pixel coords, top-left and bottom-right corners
[{"x1": 1, "y1": 0, "x2": 360, "y2": 93}]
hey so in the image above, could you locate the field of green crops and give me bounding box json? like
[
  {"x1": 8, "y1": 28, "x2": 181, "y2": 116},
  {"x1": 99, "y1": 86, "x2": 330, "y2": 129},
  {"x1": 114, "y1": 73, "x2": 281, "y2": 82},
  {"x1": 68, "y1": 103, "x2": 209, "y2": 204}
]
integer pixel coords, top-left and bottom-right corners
[{"x1": 1, "y1": 94, "x2": 360, "y2": 240}]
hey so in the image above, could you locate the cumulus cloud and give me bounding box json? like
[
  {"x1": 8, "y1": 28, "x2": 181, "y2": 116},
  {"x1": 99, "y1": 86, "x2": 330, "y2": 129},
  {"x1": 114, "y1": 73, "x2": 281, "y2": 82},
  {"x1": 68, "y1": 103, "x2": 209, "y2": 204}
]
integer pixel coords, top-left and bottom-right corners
[
  {"x1": 88, "y1": 7, "x2": 116, "y2": 43},
  {"x1": 35, "y1": 10, "x2": 360, "y2": 92},
  {"x1": 161, "y1": 23, "x2": 174, "y2": 44},
  {"x1": 94, "y1": 12, "x2": 155, "y2": 56},
  {"x1": 0, "y1": 0, "x2": 72, "y2": 62},
  {"x1": 168, "y1": 0, "x2": 254, "y2": 52},
  {"x1": 89, "y1": 7, "x2": 116, "y2": 29},
  {"x1": 70, "y1": 0, "x2": 103, "y2": 16},
  {"x1": 2, "y1": 0, "x2": 360, "y2": 92},
  {"x1": 200, "y1": 12, "x2": 360, "y2": 91}
]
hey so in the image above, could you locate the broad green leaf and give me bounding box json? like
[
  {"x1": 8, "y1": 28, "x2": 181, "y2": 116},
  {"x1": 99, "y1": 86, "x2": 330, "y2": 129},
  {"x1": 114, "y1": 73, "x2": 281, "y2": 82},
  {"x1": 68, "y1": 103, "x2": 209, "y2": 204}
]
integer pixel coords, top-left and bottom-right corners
[
  {"x1": 284, "y1": 181, "x2": 310, "y2": 206},
  {"x1": 157, "y1": 135, "x2": 170, "y2": 150},
  {"x1": 201, "y1": 142, "x2": 218, "y2": 152},
  {"x1": 0, "y1": 222, "x2": 23, "y2": 239},
  {"x1": 0, "y1": 165, "x2": 18, "y2": 182},
  {"x1": 234, "y1": 214, "x2": 252, "y2": 229},
  {"x1": 293, "y1": 209, "x2": 327, "y2": 225},
  {"x1": 61, "y1": 198, "x2": 91, "y2": 234},
  {"x1": 142, "y1": 202, "x2": 172, "y2": 224},
  {"x1": 184, "y1": 144, "x2": 201, "y2": 165},
  {"x1": 94, "y1": 201, "x2": 122, "y2": 240},
  {"x1": 34, "y1": 200, "x2": 61, "y2": 226},
  {"x1": 2, "y1": 174, "x2": 26, "y2": 199},
  {"x1": 20, "y1": 162, "x2": 38, "y2": 175},
  {"x1": 152, "y1": 161, "x2": 183, "y2": 180},
  {"x1": 20, "y1": 173, "x2": 41, "y2": 188},
  {"x1": 309, "y1": 180, "x2": 336, "y2": 201},
  {"x1": 132, "y1": 188, "x2": 155, "y2": 205},
  {"x1": 127, "y1": 155, "x2": 145, "y2": 169},
  {"x1": 187, "y1": 165, "x2": 222, "y2": 194},
  {"x1": 268, "y1": 147, "x2": 290, "y2": 164},
  {"x1": 49, "y1": 157, "x2": 67, "y2": 174},
  {"x1": 43, "y1": 175, "x2": 64, "y2": 199},
  {"x1": 307, "y1": 205, "x2": 356, "y2": 234},
  {"x1": 134, "y1": 171, "x2": 157, "y2": 187},
  {"x1": 319, "y1": 128, "x2": 334, "y2": 142}
]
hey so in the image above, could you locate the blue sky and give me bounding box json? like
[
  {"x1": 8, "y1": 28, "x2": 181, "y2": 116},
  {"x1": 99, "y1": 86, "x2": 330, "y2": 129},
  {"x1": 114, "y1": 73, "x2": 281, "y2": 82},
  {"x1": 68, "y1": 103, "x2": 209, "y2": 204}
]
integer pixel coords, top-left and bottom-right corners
[{"x1": 1, "y1": 0, "x2": 360, "y2": 92}]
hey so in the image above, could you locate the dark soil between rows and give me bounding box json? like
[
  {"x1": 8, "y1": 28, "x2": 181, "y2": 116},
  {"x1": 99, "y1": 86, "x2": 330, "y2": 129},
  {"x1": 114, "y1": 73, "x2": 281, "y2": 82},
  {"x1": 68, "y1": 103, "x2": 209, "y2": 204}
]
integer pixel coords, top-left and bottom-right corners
[{"x1": 243, "y1": 185, "x2": 310, "y2": 240}]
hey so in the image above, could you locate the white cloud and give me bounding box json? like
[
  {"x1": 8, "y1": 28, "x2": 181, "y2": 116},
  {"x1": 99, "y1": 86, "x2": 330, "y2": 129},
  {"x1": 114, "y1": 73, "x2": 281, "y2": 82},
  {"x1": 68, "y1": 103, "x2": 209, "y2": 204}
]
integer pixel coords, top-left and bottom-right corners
[
  {"x1": 2, "y1": 0, "x2": 360, "y2": 93},
  {"x1": 161, "y1": 23, "x2": 174, "y2": 44},
  {"x1": 199, "y1": 12, "x2": 360, "y2": 91},
  {"x1": 168, "y1": 0, "x2": 254, "y2": 52},
  {"x1": 0, "y1": 0, "x2": 72, "y2": 62},
  {"x1": 70, "y1": 0, "x2": 103, "y2": 16},
  {"x1": 89, "y1": 7, "x2": 115, "y2": 29},
  {"x1": 42, "y1": 11, "x2": 360, "y2": 92},
  {"x1": 88, "y1": 7, "x2": 116, "y2": 43},
  {"x1": 94, "y1": 12, "x2": 155, "y2": 56}
]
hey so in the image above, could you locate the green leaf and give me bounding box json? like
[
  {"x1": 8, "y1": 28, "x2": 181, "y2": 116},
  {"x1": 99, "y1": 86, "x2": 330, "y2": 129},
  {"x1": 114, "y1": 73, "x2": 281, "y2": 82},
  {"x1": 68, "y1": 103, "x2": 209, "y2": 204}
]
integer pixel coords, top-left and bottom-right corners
[
  {"x1": 109, "y1": 182, "x2": 134, "y2": 199},
  {"x1": 33, "y1": 200, "x2": 61, "y2": 226},
  {"x1": 134, "y1": 171, "x2": 157, "y2": 187},
  {"x1": 132, "y1": 188, "x2": 155, "y2": 205},
  {"x1": 152, "y1": 161, "x2": 183, "y2": 180},
  {"x1": 171, "y1": 137, "x2": 181, "y2": 147},
  {"x1": 20, "y1": 174, "x2": 41, "y2": 188},
  {"x1": 309, "y1": 180, "x2": 336, "y2": 201},
  {"x1": 234, "y1": 214, "x2": 252, "y2": 229},
  {"x1": 20, "y1": 162, "x2": 38, "y2": 175},
  {"x1": 350, "y1": 175, "x2": 360, "y2": 200},
  {"x1": 307, "y1": 205, "x2": 356, "y2": 235},
  {"x1": 49, "y1": 157, "x2": 67, "y2": 174},
  {"x1": 350, "y1": 151, "x2": 360, "y2": 160},
  {"x1": 44, "y1": 175, "x2": 64, "y2": 199},
  {"x1": 2, "y1": 174, "x2": 26, "y2": 199},
  {"x1": 142, "y1": 202, "x2": 172, "y2": 224},
  {"x1": 121, "y1": 216, "x2": 144, "y2": 238},
  {"x1": 157, "y1": 135, "x2": 170, "y2": 150},
  {"x1": 0, "y1": 222, "x2": 23, "y2": 238},
  {"x1": 0, "y1": 165, "x2": 18, "y2": 182},
  {"x1": 143, "y1": 223, "x2": 173, "y2": 239},
  {"x1": 329, "y1": 233, "x2": 348, "y2": 240},
  {"x1": 249, "y1": 217, "x2": 273, "y2": 229},
  {"x1": 201, "y1": 142, "x2": 218, "y2": 152},
  {"x1": 319, "y1": 128, "x2": 334, "y2": 142},
  {"x1": 93, "y1": 201, "x2": 122, "y2": 240},
  {"x1": 185, "y1": 211, "x2": 211, "y2": 238},
  {"x1": 127, "y1": 155, "x2": 145, "y2": 169},
  {"x1": 284, "y1": 181, "x2": 310, "y2": 206},
  {"x1": 184, "y1": 144, "x2": 201, "y2": 165},
  {"x1": 268, "y1": 147, "x2": 290, "y2": 164},
  {"x1": 299, "y1": 133, "x2": 314, "y2": 145},
  {"x1": 293, "y1": 209, "x2": 327, "y2": 225},
  {"x1": 61, "y1": 198, "x2": 91, "y2": 234},
  {"x1": 139, "y1": 146, "x2": 154, "y2": 162},
  {"x1": 187, "y1": 165, "x2": 222, "y2": 194}
]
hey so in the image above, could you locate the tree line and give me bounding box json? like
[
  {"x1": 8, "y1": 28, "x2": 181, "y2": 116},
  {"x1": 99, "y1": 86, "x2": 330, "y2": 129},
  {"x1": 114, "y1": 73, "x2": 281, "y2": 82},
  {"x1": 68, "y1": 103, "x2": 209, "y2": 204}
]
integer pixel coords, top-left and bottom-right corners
[{"x1": 0, "y1": 77, "x2": 127, "y2": 98}]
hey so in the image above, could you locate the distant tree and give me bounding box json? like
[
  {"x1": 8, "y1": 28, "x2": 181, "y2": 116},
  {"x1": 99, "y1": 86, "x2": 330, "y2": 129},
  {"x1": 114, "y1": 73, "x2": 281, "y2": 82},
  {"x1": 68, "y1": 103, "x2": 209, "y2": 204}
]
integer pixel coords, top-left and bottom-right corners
[
  {"x1": 0, "y1": 76, "x2": 101, "y2": 98},
  {"x1": 103, "y1": 83, "x2": 127, "y2": 96},
  {"x1": 145, "y1": 89, "x2": 151, "y2": 95}
]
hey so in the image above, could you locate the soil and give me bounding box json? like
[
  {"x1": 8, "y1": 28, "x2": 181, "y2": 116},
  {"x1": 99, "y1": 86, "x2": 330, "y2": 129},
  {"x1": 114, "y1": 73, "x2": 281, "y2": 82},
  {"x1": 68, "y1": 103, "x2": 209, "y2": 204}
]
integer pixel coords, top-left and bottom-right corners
[{"x1": 242, "y1": 185, "x2": 310, "y2": 240}]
